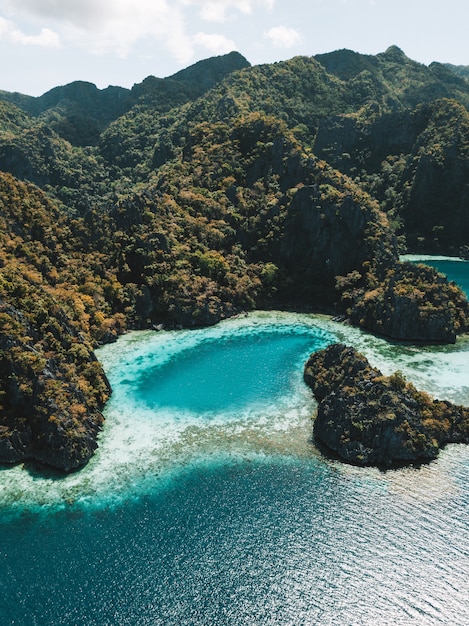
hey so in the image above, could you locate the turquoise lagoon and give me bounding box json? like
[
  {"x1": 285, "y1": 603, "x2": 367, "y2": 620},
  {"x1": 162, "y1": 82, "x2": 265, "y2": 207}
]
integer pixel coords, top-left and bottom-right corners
[{"x1": 1, "y1": 262, "x2": 469, "y2": 625}]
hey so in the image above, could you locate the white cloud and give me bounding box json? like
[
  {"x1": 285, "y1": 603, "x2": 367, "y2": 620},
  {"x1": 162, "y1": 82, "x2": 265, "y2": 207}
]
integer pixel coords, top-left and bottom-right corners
[
  {"x1": 180, "y1": 0, "x2": 274, "y2": 23},
  {"x1": 65, "y1": 4, "x2": 188, "y2": 59},
  {"x1": 264, "y1": 25, "x2": 302, "y2": 48},
  {"x1": 193, "y1": 32, "x2": 235, "y2": 54},
  {"x1": 1, "y1": 0, "x2": 194, "y2": 62},
  {"x1": 12, "y1": 0, "x2": 175, "y2": 37},
  {"x1": 0, "y1": 17, "x2": 60, "y2": 47},
  {"x1": 2, "y1": 0, "x2": 107, "y2": 29},
  {"x1": 0, "y1": 0, "x2": 273, "y2": 69}
]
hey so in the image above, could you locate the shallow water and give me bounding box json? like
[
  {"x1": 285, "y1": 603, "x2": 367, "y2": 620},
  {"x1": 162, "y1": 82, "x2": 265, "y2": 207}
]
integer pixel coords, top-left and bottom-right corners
[
  {"x1": 137, "y1": 326, "x2": 323, "y2": 414},
  {"x1": 1, "y1": 265, "x2": 469, "y2": 625}
]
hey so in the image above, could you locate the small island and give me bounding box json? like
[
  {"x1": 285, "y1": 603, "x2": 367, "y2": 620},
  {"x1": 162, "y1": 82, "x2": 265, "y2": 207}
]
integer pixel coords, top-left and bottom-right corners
[{"x1": 304, "y1": 343, "x2": 469, "y2": 466}]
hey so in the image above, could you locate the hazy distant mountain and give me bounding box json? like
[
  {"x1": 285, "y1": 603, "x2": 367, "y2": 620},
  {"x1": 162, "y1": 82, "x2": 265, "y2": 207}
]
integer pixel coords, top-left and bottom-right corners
[{"x1": 0, "y1": 51, "x2": 250, "y2": 146}]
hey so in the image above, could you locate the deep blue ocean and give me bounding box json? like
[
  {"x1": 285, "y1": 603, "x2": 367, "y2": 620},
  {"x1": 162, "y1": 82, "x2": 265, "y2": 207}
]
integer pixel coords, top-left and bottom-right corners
[{"x1": 1, "y1": 258, "x2": 468, "y2": 626}]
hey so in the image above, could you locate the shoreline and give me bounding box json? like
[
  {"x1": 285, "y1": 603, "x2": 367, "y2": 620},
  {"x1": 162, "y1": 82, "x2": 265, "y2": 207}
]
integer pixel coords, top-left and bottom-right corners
[
  {"x1": 401, "y1": 254, "x2": 469, "y2": 263},
  {"x1": 0, "y1": 310, "x2": 468, "y2": 518}
]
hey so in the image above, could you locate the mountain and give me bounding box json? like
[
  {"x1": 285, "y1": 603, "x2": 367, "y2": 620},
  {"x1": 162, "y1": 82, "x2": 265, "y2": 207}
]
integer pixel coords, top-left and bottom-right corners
[
  {"x1": 444, "y1": 62, "x2": 469, "y2": 81},
  {"x1": 0, "y1": 51, "x2": 250, "y2": 147},
  {"x1": 0, "y1": 48, "x2": 468, "y2": 471}
]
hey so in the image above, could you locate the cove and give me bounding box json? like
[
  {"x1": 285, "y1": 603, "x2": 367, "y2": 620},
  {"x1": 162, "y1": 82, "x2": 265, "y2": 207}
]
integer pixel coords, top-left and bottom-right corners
[
  {"x1": 0, "y1": 313, "x2": 340, "y2": 519},
  {"x1": 1, "y1": 294, "x2": 469, "y2": 624},
  {"x1": 137, "y1": 327, "x2": 327, "y2": 414}
]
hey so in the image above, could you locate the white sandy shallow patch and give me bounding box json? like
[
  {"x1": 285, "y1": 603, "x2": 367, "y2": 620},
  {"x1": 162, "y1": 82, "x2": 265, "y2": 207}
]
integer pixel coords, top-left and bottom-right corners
[
  {"x1": 323, "y1": 318, "x2": 469, "y2": 405},
  {"x1": 401, "y1": 254, "x2": 469, "y2": 263}
]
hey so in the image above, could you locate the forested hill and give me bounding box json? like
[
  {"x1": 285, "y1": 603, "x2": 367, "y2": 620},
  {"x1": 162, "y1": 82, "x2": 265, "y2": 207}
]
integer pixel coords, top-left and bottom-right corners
[
  {"x1": 0, "y1": 47, "x2": 468, "y2": 471},
  {"x1": 0, "y1": 51, "x2": 250, "y2": 146}
]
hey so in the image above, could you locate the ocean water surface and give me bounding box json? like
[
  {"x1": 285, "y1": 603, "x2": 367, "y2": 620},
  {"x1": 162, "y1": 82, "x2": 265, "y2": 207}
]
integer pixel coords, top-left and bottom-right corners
[{"x1": 1, "y1": 262, "x2": 469, "y2": 625}]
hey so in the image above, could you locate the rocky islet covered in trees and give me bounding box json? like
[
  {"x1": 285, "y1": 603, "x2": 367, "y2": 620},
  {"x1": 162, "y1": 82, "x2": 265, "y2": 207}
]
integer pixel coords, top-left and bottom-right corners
[{"x1": 304, "y1": 343, "x2": 469, "y2": 466}]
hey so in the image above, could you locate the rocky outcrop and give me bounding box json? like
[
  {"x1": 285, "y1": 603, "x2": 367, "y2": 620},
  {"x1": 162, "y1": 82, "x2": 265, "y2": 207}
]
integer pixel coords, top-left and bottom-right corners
[
  {"x1": 340, "y1": 261, "x2": 469, "y2": 343},
  {"x1": 0, "y1": 300, "x2": 111, "y2": 472},
  {"x1": 304, "y1": 343, "x2": 469, "y2": 466}
]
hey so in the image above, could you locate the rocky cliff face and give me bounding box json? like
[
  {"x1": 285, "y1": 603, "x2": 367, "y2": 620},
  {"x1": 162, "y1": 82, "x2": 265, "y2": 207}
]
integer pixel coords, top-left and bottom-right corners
[
  {"x1": 339, "y1": 261, "x2": 469, "y2": 343},
  {"x1": 281, "y1": 187, "x2": 385, "y2": 285},
  {"x1": 315, "y1": 99, "x2": 469, "y2": 256},
  {"x1": 0, "y1": 299, "x2": 110, "y2": 472},
  {"x1": 304, "y1": 344, "x2": 469, "y2": 466}
]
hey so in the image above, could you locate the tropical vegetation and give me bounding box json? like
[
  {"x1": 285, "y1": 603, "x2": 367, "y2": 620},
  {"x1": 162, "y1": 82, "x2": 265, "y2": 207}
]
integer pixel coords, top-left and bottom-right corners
[{"x1": 0, "y1": 47, "x2": 468, "y2": 469}]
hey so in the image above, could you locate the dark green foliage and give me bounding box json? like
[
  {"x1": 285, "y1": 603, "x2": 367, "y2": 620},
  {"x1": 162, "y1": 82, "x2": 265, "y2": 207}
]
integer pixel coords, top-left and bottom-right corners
[
  {"x1": 316, "y1": 98, "x2": 469, "y2": 254},
  {"x1": 443, "y1": 63, "x2": 469, "y2": 81},
  {"x1": 396, "y1": 100, "x2": 469, "y2": 252},
  {"x1": 315, "y1": 46, "x2": 469, "y2": 110}
]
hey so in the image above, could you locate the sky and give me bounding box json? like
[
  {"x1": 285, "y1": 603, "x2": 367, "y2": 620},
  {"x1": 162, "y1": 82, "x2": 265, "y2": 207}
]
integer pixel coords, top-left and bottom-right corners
[{"x1": 0, "y1": 0, "x2": 468, "y2": 96}]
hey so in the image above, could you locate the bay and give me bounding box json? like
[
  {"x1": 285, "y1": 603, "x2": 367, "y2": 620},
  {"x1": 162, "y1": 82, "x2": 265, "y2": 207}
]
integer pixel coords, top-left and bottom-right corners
[{"x1": 1, "y1": 260, "x2": 469, "y2": 626}]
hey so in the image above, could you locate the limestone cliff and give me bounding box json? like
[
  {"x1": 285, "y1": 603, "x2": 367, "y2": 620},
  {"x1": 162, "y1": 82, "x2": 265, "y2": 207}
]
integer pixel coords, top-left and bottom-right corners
[
  {"x1": 338, "y1": 261, "x2": 469, "y2": 343},
  {"x1": 304, "y1": 344, "x2": 469, "y2": 466},
  {"x1": 0, "y1": 299, "x2": 110, "y2": 472}
]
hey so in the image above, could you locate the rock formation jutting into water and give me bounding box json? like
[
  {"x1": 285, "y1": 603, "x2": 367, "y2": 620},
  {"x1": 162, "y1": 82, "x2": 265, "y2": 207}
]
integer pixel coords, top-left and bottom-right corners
[{"x1": 304, "y1": 343, "x2": 469, "y2": 466}]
